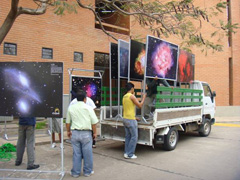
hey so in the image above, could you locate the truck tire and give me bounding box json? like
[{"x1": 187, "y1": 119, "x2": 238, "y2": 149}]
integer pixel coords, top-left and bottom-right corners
[
  {"x1": 199, "y1": 119, "x2": 211, "y2": 137},
  {"x1": 163, "y1": 127, "x2": 178, "y2": 151}
]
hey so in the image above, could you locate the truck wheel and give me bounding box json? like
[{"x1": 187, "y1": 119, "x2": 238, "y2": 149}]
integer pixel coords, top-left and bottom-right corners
[
  {"x1": 163, "y1": 127, "x2": 178, "y2": 151},
  {"x1": 199, "y1": 119, "x2": 211, "y2": 137}
]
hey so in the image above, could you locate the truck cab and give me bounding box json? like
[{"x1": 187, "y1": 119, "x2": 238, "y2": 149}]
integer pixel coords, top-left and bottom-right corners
[{"x1": 190, "y1": 80, "x2": 216, "y2": 124}]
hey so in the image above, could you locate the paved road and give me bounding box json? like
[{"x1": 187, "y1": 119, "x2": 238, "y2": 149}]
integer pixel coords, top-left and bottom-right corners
[{"x1": 0, "y1": 123, "x2": 240, "y2": 180}]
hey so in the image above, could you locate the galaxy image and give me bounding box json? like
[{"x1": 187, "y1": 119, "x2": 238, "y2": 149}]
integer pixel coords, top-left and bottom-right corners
[
  {"x1": 146, "y1": 36, "x2": 179, "y2": 80},
  {"x1": 177, "y1": 50, "x2": 195, "y2": 83},
  {"x1": 72, "y1": 76, "x2": 102, "y2": 107},
  {"x1": 119, "y1": 40, "x2": 129, "y2": 79},
  {"x1": 130, "y1": 40, "x2": 146, "y2": 81},
  {"x1": 110, "y1": 43, "x2": 118, "y2": 79},
  {"x1": 0, "y1": 62, "x2": 63, "y2": 117}
]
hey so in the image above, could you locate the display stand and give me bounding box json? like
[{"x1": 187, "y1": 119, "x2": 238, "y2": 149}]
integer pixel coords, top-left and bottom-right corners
[{"x1": 0, "y1": 62, "x2": 65, "y2": 180}]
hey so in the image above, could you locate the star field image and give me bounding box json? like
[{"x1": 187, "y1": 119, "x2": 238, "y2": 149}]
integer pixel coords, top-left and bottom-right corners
[
  {"x1": 72, "y1": 77, "x2": 102, "y2": 107},
  {"x1": 130, "y1": 40, "x2": 146, "y2": 81},
  {"x1": 146, "y1": 36, "x2": 179, "y2": 80},
  {"x1": 110, "y1": 43, "x2": 118, "y2": 79},
  {"x1": 0, "y1": 62, "x2": 63, "y2": 117},
  {"x1": 178, "y1": 49, "x2": 195, "y2": 83},
  {"x1": 119, "y1": 40, "x2": 129, "y2": 79}
]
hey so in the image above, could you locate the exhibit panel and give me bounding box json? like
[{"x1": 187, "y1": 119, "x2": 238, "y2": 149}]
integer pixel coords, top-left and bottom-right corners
[
  {"x1": 118, "y1": 39, "x2": 129, "y2": 79},
  {"x1": 146, "y1": 36, "x2": 179, "y2": 80},
  {"x1": 71, "y1": 76, "x2": 102, "y2": 108},
  {"x1": 129, "y1": 40, "x2": 146, "y2": 81},
  {"x1": 110, "y1": 42, "x2": 118, "y2": 79},
  {"x1": 177, "y1": 49, "x2": 195, "y2": 83},
  {"x1": 0, "y1": 62, "x2": 63, "y2": 117}
]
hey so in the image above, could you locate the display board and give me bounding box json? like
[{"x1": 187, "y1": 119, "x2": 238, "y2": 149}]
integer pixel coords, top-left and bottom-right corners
[
  {"x1": 129, "y1": 40, "x2": 146, "y2": 81},
  {"x1": 0, "y1": 62, "x2": 63, "y2": 117},
  {"x1": 146, "y1": 36, "x2": 179, "y2": 80},
  {"x1": 110, "y1": 42, "x2": 118, "y2": 79},
  {"x1": 71, "y1": 76, "x2": 102, "y2": 107},
  {"x1": 118, "y1": 40, "x2": 129, "y2": 79},
  {"x1": 177, "y1": 49, "x2": 195, "y2": 83}
]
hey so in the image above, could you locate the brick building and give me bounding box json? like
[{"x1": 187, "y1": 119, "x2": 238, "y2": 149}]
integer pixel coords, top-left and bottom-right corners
[{"x1": 0, "y1": 0, "x2": 239, "y2": 106}]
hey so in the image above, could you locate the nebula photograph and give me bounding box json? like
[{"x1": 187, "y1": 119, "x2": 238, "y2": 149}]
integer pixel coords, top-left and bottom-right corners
[
  {"x1": 118, "y1": 40, "x2": 129, "y2": 79},
  {"x1": 130, "y1": 40, "x2": 146, "y2": 81},
  {"x1": 146, "y1": 36, "x2": 179, "y2": 80},
  {"x1": 177, "y1": 49, "x2": 195, "y2": 83},
  {"x1": 110, "y1": 42, "x2": 118, "y2": 79},
  {"x1": 72, "y1": 76, "x2": 102, "y2": 107},
  {"x1": 0, "y1": 62, "x2": 63, "y2": 117}
]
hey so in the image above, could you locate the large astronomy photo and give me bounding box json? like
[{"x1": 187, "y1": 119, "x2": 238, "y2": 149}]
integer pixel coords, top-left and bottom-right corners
[
  {"x1": 129, "y1": 40, "x2": 146, "y2": 81},
  {"x1": 146, "y1": 36, "x2": 179, "y2": 80},
  {"x1": 110, "y1": 42, "x2": 118, "y2": 79},
  {"x1": 118, "y1": 40, "x2": 129, "y2": 79},
  {"x1": 71, "y1": 76, "x2": 102, "y2": 108},
  {"x1": 0, "y1": 62, "x2": 63, "y2": 117},
  {"x1": 177, "y1": 49, "x2": 195, "y2": 83}
]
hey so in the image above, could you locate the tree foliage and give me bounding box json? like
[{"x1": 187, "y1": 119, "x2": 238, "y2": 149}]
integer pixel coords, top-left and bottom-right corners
[{"x1": 0, "y1": 0, "x2": 238, "y2": 53}]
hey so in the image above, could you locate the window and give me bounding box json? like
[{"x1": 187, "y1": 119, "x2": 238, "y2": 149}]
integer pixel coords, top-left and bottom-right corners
[
  {"x1": 74, "y1": 52, "x2": 83, "y2": 62},
  {"x1": 42, "y1": 48, "x2": 53, "y2": 59},
  {"x1": 202, "y1": 84, "x2": 211, "y2": 97},
  {"x1": 94, "y1": 52, "x2": 109, "y2": 67},
  {"x1": 94, "y1": 52, "x2": 109, "y2": 86},
  {"x1": 4, "y1": 42, "x2": 17, "y2": 55}
]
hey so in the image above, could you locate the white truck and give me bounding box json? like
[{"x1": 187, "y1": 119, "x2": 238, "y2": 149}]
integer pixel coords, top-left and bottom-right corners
[{"x1": 100, "y1": 80, "x2": 216, "y2": 151}]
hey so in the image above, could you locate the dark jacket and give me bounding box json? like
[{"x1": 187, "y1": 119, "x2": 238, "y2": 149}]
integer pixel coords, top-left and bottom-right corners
[
  {"x1": 146, "y1": 78, "x2": 170, "y2": 97},
  {"x1": 19, "y1": 117, "x2": 36, "y2": 126}
]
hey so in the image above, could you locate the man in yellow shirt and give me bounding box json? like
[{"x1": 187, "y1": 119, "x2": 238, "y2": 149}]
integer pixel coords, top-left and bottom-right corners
[
  {"x1": 66, "y1": 90, "x2": 98, "y2": 177},
  {"x1": 122, "y1": 82, "x2": 146, "y2": 159}
]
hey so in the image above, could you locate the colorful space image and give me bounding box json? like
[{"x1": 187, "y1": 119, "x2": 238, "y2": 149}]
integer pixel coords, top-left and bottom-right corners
[
  {"x1": 118, "y1": 40, "x2": 129, "y2": 79},
  {"x1": 0, "y1": 62, "x2": 63, "y2": 117},
  {"x1": 72, "y1": 77, "x2": 102, "y2": 107},
  {"x1": 130, "y1": 40, "x2": 146, "y2": 81},
  {"x1": 110, "y1": 42, "x2": 118, "y2": 79},
  {"x1": 146, "y1": 36, "x2": 179, "y2": 80},
  {"x1": 177, "y1": 49, "x2": 195, "y2": 83}
]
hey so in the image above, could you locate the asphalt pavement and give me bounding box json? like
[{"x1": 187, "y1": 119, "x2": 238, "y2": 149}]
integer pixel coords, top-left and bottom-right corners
[{"x1": 0, "y1": 116, "x2": 239, "y2": 180}]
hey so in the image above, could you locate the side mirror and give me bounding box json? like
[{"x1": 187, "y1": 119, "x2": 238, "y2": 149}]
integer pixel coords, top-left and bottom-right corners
[{"x1": 212, "y1": 91, "x2": 216, "y2": 97}]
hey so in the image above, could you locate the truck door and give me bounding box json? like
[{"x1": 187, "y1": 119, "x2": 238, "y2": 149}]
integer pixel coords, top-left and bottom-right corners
[{"x1": 202, "y1": 83, "x2": 215, "y2": 118}]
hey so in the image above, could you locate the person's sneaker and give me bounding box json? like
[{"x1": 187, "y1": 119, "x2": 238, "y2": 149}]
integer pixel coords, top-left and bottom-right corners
[
  {"x1": 92, "y1": 145, "x2": 96, "y2": 148},
  {"x1": 124, "y1": 154, "x2": 129, "y2": 159},
  {"x1": 70, "y1": 172, "x2": 80, "y2": 178},
  {"x1": 15, "y1": 161, "x2": 22, "y2": 166},
  {"x1": 129, "y1": 154, "x2": 137, "y2": 159},
  {"x1": 51, "y1": 142, "x2": 56, "y2": 148},
  {"x1": 84, "y1": 171, "x2": 94, "y2": 177},
  {"x1": 27, "y1": 164, "x2": 40, "y2": 170}
]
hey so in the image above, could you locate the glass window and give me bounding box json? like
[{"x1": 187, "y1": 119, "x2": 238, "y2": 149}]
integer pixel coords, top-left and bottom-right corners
[
  {"x1": 42, "y1": 48, "x2": 53, "y2": 59},
  {"x1": 74, "y1": 52, "x2": 83, "y2": 62},
  {"x1": 4, "y1": 42, "x2": 17, "y2": 55},
  {"x1": 94, "y1": 52, "x2": 109, "y2": 67},
  {"x1": 203, "y1": 84, "x2": 211, "y2": 97}
]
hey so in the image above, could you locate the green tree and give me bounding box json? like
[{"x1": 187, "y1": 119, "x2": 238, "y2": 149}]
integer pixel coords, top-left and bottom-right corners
[{"x1": 0, "y1": 0, "x2": 238, "y2": 52}]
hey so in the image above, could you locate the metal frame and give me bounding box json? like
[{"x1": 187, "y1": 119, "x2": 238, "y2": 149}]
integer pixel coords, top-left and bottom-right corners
[
  {"x1": 141, "y1": 35, "x2": 178, "y2": 123},
  {"x1": 0, "y1": 169, "x2": 64, "y2": 180}
]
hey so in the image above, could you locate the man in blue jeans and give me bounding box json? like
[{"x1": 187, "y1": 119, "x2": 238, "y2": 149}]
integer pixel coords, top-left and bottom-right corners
[
  {"x1": 66, "y1": 90, "x2": 98, "y2": 178},
  {"x1": 122, "y1": 82, "x2": 146, "y2": 159},
  {"x1": 15, "y1": 117, "x2": 39, "y2": 170}
]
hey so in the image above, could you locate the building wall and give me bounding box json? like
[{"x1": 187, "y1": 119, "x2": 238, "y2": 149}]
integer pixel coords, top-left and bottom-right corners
[{"x1": 0, "y1": 0, "x2": 239, "y2": 106}]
